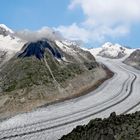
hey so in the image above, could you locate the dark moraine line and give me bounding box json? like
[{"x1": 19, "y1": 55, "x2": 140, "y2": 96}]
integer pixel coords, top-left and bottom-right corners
[
  {"x1": 0, "y1": 73, "x2": 136, "y2": 140},
  {"x1": 121, "y1": 88, "x2": 140, "y2": 114},
  {"x1": 119, "y1": 69, "x2": 139, "y2": 114}
]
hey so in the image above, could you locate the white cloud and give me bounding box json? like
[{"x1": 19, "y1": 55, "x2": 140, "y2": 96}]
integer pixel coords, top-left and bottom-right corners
[
  {"x1": 55, "y1": 23, "x2": 89, "y2": 42},
  {"x1": 56, "y1": 24, "x2": 129, "y2": 44},
  {"x1": 56, "y1": 0, "x2": 140, "y2": 44},
  {"x1": 69, "y1": 0, "x2": 140, "y2": 25},
  {"x1": 16, "y1": 27, "x2": 63, "y2": 41}
]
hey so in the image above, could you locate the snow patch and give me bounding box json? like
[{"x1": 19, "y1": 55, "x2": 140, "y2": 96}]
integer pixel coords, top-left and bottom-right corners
[
  {"x1": 55, "y1": 40, "x2": 76, "y2": 55},
  {"x1": 0, "y1": 35, "x2": 23, "y2": 52}
]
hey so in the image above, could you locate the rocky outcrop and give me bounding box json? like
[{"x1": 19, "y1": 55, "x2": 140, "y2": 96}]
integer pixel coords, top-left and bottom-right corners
[{"x1": 60, "y1": 112, "x2": 140, "y2": 140}]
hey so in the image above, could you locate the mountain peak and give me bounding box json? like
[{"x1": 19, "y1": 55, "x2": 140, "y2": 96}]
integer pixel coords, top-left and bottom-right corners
[
  {"x1": 102, "y1": 42, "x2": 122, "y2": 49},
  {"x1": 18, "y1": 39, "x2": 62, "y2": 60},
  {"x1": 103, "y1": 42, "x2": 112, "y2": 47}
]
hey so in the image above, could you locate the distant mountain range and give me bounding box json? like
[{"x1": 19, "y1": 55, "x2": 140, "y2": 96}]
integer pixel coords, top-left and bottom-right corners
[
  {"x1": 89, "y1": 42, "x2": 135, "y2": 59},
  {"x1": 88, "y1": 42, "x2": 140, "y2": 71}
]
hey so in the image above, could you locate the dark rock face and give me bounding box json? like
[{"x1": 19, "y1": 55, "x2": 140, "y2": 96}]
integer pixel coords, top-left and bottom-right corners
[
  {"x1": 94, "y1": 134, "x2": 115, "y2": 140},
  {"x1": 18, "y1": 40, "x2": 62, "y2": 60},
  {"x1": 60, "y1": 111, "x2": 140, "y2": 140}
]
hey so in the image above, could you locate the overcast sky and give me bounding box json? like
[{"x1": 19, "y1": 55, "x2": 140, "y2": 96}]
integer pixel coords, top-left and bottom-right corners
[{"x1": 1, "y1": 0, "x2": 140, "y2": 48}]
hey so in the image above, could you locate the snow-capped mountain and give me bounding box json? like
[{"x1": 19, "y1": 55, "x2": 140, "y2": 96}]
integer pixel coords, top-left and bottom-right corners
[
  {"x1": 0, "y1": 24, "x2": 24, "y2": 65},
  {"x1": 0, "y1": 24, "x2": 90, "y2": 66},
  {"x1": 0, "y1": 37, "x2": 106, "y2": 118},
  {"x1": 89, "y1": 42, "x2": 135, "y2": 59},
  {"x1": 0, "y1": 24, "x2": 110, "y2": 120}
]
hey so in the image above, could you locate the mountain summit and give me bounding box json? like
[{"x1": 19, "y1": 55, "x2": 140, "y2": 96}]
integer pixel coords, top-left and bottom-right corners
[
  {"x1": 89, "y1": 42, "x2": 135, "y2": 59},
  {"x1": 18, "y1": 39, "x2": 62, "y2": 60}
]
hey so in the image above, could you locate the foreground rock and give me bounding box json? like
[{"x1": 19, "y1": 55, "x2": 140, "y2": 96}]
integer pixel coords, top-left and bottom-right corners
[{"x1": 60, "y1": 111, "x2": 140, "y2": 140}]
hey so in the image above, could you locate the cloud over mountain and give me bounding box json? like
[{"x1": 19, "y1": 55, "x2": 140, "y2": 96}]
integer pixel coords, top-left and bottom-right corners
[{"x1": 16, "y1": 27, "x2": 63, "y2": 42}]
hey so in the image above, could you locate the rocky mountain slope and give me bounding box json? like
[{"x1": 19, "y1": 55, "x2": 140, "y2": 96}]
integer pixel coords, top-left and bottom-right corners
[
  {"x1": 89, "y1": 42, "x2": 134, "y2": 59},
  {"x1": 0, "y1": 24, "x2": 110, "y2": 119},
  {"x1": 124, "y1": 49, "x2": 140, "y2": 70},
  {"x1": 60, "y1": 111, "x2": 140, "y2": 140}
]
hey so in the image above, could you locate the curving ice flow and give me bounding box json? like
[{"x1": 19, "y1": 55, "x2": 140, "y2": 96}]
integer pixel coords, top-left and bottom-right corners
[{"x1": 0, "y1": 57, "x2": 140, "y2": 140}]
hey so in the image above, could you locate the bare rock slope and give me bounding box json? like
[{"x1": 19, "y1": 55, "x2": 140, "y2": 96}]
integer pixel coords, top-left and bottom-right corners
[{"x1": 124, "y1": 49, "x2": 140, "y2": 70}]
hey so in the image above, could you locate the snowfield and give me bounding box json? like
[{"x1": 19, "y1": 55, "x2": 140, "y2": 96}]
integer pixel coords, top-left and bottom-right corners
[
  {"x1": 0, "y1": 24, "x2": 24, "y2": 64},
  {"x1": 0, "y1": 35, "x2": 23, "y2": 52},
  {"x1": 0, "y1": 56, "x2": 140, "y2": 140}
]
